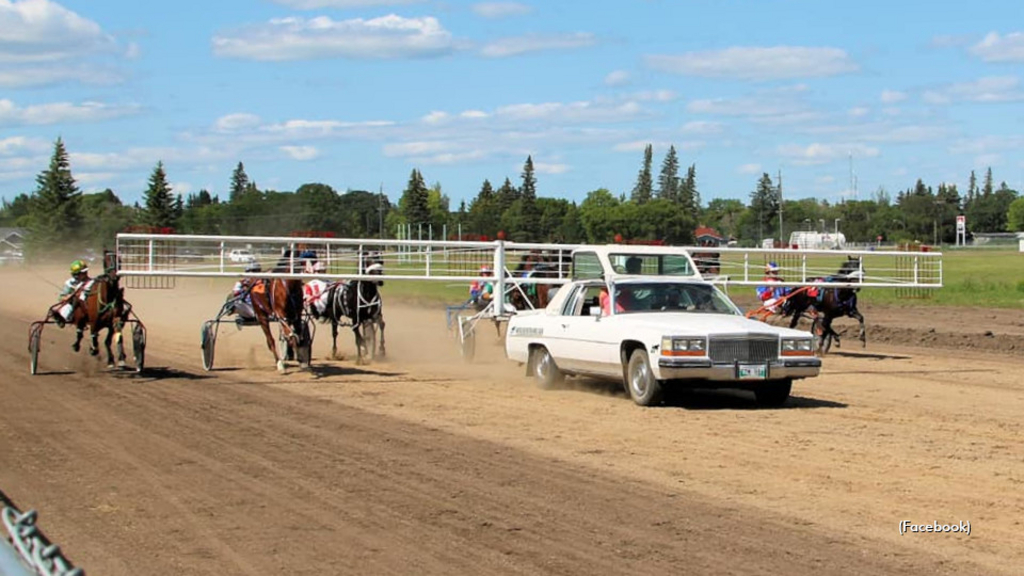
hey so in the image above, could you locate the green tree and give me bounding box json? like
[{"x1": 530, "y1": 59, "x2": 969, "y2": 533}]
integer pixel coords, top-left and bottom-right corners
[
  {"x1": 467, "y1": 179, "x2": 499, "y2": 238},
  {"x1": 400, "y1": 168, "x2": 430, "y2": 226},
  {"x1": 295, "y1": 183, "x2": 342, "y2": 232},
  {"x1": 631, "y1": 144, "x2": 653, "y2": 204},
  {"x1": 230, "y1": 162, "x2": 250, "y2": 202},
  {"x1": 515, "y1": 155, "x2": 540, "y2": 241},
  {"x1": 679, "y1": 164, "x2": 700, "y2": 219},
  {"x1": 983, "y1": 167, "x2": 994, "y2": 197},
  {"x1": 749, "y1": 173, "x2": 778, "y2": 242},
  {"x1": 142, "y1": 161, "x2": 176, "y2": 228},
  {"x1": 29, "y1": 137, "x2": 82, "y2": 251},
  {"x1": 1008, "y1": 197, "x2": 1024, "y2": 232},
  {"x1": 0, "y1": 193, "x2": 34, "y2": 228},
  {"x1": 656, "y1": 145, "x2": 679, "y2": 203}
]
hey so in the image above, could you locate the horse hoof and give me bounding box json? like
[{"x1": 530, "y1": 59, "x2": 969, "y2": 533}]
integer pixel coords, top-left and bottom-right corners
[
  {"x1": 72, "y1": 344, "x2": 80, "y2": 353},
  {"x1": 276, "y1": 361, "x2": 286, "y2": 373},
  {"x1": 89, "y1": 348, "x2": 99, "y2": 357}
]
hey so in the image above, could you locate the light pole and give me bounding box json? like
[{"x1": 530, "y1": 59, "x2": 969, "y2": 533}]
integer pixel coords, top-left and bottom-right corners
[
  {"x1": 818, "y1": 219, "x2": 826, "y2": 234},
  {"x1": 834, "y1": 218, "x2": 841, "y2": 237},
  {"x1": 803, "y1": 218, "x2": 811, "y2": 231}
]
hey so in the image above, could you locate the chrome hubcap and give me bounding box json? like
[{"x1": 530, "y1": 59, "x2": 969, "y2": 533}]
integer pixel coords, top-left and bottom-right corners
[
  {"x1": 535, "y1": 353, "x2": 550, "y2": 379},
  {"x1": 631, "y1": 360, "x2": 649, "y2": 396}
]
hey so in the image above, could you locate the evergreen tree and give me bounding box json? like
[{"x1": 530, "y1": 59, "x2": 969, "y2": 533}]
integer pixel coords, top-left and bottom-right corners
[
  {"x1": 983, "y1": 167, "x2": 994, "y2": 197},
  {"x1": 400, "y1": 168, "x2": 430, "y2": 226},
  {"x1": 967, "y1": 170, "x2": 977, "y2": 206},
  {"x1": 679, "y1": 164, "x2": 700, "y2": 217},
  {"x1": 143, "y1": 161, "x2": 176, "y2": 228},
  {"x1": 468, "y1": 179, "x2": 499, "y2": 237},
  {"x1": 631, "y1": 144, "x2": 653, "y2": 204},
  {"x1": 496, "y1": 177, "x2": 518, "y2": 215},
  {"x1": 517, "y1": 155, "x2": 540, "y2": 241},
  {"x1": 749, "y1": 173, "x2": 778, "y2": 242},
  {"x1": 29, "y1": 137, "x2": 82, "y2": 250},
  {"x1": 230, "y1": 162, "x2": 250, "y2": 202},
  {"x1": 656, "y1": 145, "x2": 679, "y2": 203}
]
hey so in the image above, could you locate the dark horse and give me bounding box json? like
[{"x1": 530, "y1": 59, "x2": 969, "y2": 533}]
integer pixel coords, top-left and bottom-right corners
[
  {"x1": 248, "y1": 252, "x2": 311, "y2": 372},
  {"x1": 61, "y1": 271, "x2": 131, "y2": 367},
  {"x1": 319, "y1": 270, "x2": 385, "y2": 365},
  {"x1": 508, "y1": 251, "x2": 560, "y2": 312},
  {"x1": 784, "y1": 256, "x2": 866, "y2": 353}
]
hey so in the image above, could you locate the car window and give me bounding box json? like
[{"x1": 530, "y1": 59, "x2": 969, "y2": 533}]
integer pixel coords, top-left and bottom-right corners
[
  {"x1": 609, "y1": 253, "x2": 696, "y2": 277},
  {"x1": 572, "y1": 252, "x2": 602, "y2": 280},
  {"x1": 569, "y1": 285, "x2": 605, "y2": 316}
]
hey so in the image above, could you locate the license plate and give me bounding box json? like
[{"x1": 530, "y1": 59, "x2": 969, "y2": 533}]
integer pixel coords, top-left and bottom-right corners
[{"x1": 737, "y1": 364, "x2": 767, "y2": 380}]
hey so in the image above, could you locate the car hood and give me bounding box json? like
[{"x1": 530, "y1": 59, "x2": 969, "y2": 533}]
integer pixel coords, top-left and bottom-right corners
[{"x1": 616, "y1": 313, "x2": 812, "y2": 338}]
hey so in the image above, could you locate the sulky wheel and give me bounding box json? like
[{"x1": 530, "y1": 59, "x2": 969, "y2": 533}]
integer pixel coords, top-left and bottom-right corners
[{"x1": 201, "y1": 321, "x2": 217, "y2": 371}]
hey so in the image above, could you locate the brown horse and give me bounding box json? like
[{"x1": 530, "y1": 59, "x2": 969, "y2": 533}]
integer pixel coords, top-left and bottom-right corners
[
  {"x1": 59, "y1": 274, "x2": 130, "y2": 368},
  {"x1": 508, "y1": 251, "x2": 560, "y2": 312},
  {"x1": 248, "y1": 278, "x2": 311, "y2": 372}
]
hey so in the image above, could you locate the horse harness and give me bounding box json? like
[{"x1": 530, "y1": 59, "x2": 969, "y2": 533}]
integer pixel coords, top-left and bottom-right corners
[{"x1": 327, "y1": 281, "x2": 381, "y2": 327}]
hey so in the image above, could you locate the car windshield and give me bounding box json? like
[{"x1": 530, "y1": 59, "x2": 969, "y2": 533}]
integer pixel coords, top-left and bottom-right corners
[{"x1": 612, "y1": 282, "x2": 740, "y2": 315}]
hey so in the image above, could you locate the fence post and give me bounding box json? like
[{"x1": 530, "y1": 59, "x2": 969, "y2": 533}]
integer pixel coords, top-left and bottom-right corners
[
  {"x1": 147, "y1": 239, "x2": 154, "y2": 272},
  {"x1": 743, "y1": 252, "x2": 749, "y2": 283},
  {"x1": 494, "y1": 241, "x2": 505, "y2": 317}
]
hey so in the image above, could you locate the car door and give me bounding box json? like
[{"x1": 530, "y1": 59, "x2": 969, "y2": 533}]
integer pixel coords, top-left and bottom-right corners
[{"x1": 555, "y1": 283, "x2": 620, "y2": 378}]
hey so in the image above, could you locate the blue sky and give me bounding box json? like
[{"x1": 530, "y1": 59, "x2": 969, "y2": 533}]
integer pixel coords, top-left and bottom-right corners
[{"x1": 2, "y1": 0, "x2": 1023, "y2": 208}]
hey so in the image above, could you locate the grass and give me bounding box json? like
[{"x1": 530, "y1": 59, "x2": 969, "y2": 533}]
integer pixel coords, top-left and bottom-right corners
[{"x1": 863, "y1": 249, "x2": 1024, "y2": 308}]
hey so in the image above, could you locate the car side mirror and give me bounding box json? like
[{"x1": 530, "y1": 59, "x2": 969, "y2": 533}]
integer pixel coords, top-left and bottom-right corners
[{"x1": 588, "y1": 305, "x2": 603, "y2": 317}]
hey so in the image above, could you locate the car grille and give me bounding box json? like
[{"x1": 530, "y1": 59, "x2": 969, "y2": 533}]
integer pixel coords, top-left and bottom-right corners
[{"x1": 708, "y1": 335, "x2": 778, "y2": 363}]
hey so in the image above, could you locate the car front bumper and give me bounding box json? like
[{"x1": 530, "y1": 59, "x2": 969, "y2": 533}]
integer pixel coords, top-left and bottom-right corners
[{"x1": 656, "y1": 357, "x2": 821, "y2": 381}]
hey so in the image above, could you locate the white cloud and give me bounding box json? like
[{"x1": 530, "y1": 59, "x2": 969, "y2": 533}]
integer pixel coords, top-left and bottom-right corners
[
  {"x1": 930, "y1": 34, "x2": 972, "y2": 48},
  {"x1": 969, "y1": 32, "x2": 1024, "y2": 63},
  {"x1": 612, "y1": 140, "x2": 670, "y2": 153},
  {"x1": 480, "y1": 33, "x2": 596, "y2": 58},
  {"x1": 880, "y1": 89, "x2": 907, "y2": 103},
  {"x1": 170, "y1": 181, "x2": 192, "y2": 195},
  {"x1": 495, "y1": 99, "x2": 648, "y2": 123},
  {"x1": 0, "y1": 135, "x2": 48, "y2": 155},
  {"x1": 645, "y1": 46, "x2": 857, "y2": 81},
  {"x1": 973, "y1": 153, "x2": 1002, "y2": 168},
  {"x1": 0, "y1": 64, "x2": 123, "y2": 88},
  {"x1": 776, "y1": 143, "x2": 879, "y2": 166},
  {"x1": 460, "y1": 110, "x2": 488, "y2": 119},
  {"x1": 280, "y1": 145, "x2": 320, "y2": 161},
  {"x1": 681, "y1": 121, "x2": 722, "y2": 135},
  {"x1": 214, "y1": 113, "x2": 262, "y2": 133},
  {"x1": 0, "y1": 0, "x2": 116, "y2": 62},
  {"x1": 604, "y1": 70, "x2": 630, "y2": 87},
  {"x1": 628, "y1": 89, "x2": 676, "y2": 102},
  {"x1": 687, "y1": 95, "x2": 806, "y2": 118},
  {"x1": 471, "y1": 2, "x2": 531, "y2": 18},
  {"x1": 816, "y1": 175, "x2": 835, "y2": 185},
  {"x1": 213, "y1": 15, "x2": 455, "y2": 61},
  {"x1": 948, "y1": 135, "x2": 1024, "y2": 155},
  {"x1": 848, "y1": 107, "x2": 869, "y2": 117},
  {"x1": 737, "y1": 163, "x2": 761, "y2": 174},
  {"x1": 270, "y1": 0, "x2": 426, "y2": 8},
  {"x1": 0, "y1": 99, "x2": 140, "y2": 127},
  {"x1": 533, "y1": 161, "x2": 569, "y2": 174},
  {"x1": 383, "y1": 141, "x2": 452, "y2": 157},
  {"x1": 923, "y1": 76, "x2": 1024, "y2": 104},
  {"x1": 421, "y1": 111, "x2": 450, "y2": 124}
]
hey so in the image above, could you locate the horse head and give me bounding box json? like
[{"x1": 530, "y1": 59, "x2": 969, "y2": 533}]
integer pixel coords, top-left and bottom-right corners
[{"x1": 837, "y1": 256, "x2": 864, "y2": 283}]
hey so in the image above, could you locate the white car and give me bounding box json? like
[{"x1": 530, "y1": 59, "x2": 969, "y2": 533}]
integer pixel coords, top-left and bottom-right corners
[
  {"x1": 505, "y1": 246, "x2": 821, "y2": 407},
  {"x1": 228, "y1": 249, "x2": 256, "y2": 263}
]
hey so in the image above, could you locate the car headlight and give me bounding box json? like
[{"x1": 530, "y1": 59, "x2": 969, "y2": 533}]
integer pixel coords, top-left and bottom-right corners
[
  {"x1": 661, "y1": 336, "x2": 707, "y2": 356},
  {"x1": 781, "y1": 338, "x2": 815, "y2": 356}
]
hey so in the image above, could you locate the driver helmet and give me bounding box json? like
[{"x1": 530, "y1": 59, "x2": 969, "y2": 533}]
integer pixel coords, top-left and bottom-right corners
[
  {"x1": 70, "y1": 259, "x2": 88, "y2": 275},
  {"x1": 244, "y1": 261, "x2": 262, "y2": 273},
  {"x1": 311, "y1": 260, "x2": 326, "y2": 274},
  {"x1": 765, "y1": 261, "x2": 780, "y2": 274},
  {"x1": 365, "y1": 262, "x2": 383, "y2": 274},
  {"x1": 480, "y1": 265, "x2": 492, "y2": 276}
]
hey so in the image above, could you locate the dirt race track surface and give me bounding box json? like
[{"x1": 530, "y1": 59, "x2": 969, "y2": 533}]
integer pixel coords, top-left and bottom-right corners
[{"x1": 3, "y1": 267, "x2": 1024, "y2": 575}]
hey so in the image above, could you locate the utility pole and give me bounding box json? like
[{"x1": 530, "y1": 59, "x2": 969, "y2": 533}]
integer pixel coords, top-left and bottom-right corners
[
  {"x1": 777, "y1": 169, "x2": 783, "y2": 248},
  {"x1": 378, "y1": 183, "x2": 384, "y2": 240}
]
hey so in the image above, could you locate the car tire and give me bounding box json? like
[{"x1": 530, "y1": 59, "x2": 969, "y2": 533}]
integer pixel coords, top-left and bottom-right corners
[
  {"x1": 626, "y1": 349, "x2": 664, "y2": 406},
  {"x1": 531, "y1": 346, "x2": 563, "y2": 389},
  {"x1": 755, "y1": 379, "x2": 792, "y2": 407}
]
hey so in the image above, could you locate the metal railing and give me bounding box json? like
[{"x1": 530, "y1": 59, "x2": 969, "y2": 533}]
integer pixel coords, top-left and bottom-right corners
[{"x1": 1, "y1": 489, "x2": 83, "y2": 576}]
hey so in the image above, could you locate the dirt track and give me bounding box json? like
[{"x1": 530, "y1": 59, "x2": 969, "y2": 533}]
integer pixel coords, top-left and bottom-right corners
[{"x1": 2, "y1": 268, "x2": 1024, "y2": 575}]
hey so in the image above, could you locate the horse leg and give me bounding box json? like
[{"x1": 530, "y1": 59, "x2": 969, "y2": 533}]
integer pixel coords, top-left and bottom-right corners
[
  {"x1": 377, "y1": 316, "x2": 386, "y2": 358},
  {"x1": 823, "y1": 315, "x2": 838, "y2": 352},
  {"x1": 850, "y1": 309, "x2": 867, "y2": 347},
  {"x1": 331, "y1": 320, "x2": 341, "y2": 360},
  {"x1": 89, "y1": 324, "x2": 100, "y2": 357},
  {"x1": 72, "y1": 326, "x2": 84, "y2": 352},
  {"x1": 104, "y1": 327, "x2": 116, "y2": 367},
  {"x1": 257, "y1": 316, "x2": 284, "y2": 373},
  {"x1": 353, "y1": 325, "x2": 365, "y2": 365},
  {"x1": 788, "y1": 305, "x2": 803, "y2": 330}
]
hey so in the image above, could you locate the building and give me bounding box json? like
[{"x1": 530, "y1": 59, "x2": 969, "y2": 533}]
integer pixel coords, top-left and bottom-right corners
[
  {"x1": 788, "y1": 231, "x2": 847, "y2": 250},
  {"x1": 694, "y1": 226, "x2": 726, "y2": 247},
  {"x1": 0, "y1": 227, "x2": 25, "y2": 255}
]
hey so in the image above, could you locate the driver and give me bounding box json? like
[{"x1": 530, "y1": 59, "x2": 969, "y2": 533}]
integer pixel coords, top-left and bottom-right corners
[
  {"x1": 756, "y1": 262, "x2": 787, "y2": 314},
  {"x1": 230, "y1": 261, "x2": 261, "y2": 319},
  {"x1": 302, "y1": 257, "x2": 332, "y2": 319},
  {"x1": 470, "y1": 265, "x2": 495, "y2": 311},
  {"x1": 54, "y1": 259, "x2": 91, "y2": 328}
]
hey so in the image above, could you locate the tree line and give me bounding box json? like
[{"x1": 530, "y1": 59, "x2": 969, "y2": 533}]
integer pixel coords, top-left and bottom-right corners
[{"x1": 2, "y1": 138, "x2": 1022, "y2": 258}]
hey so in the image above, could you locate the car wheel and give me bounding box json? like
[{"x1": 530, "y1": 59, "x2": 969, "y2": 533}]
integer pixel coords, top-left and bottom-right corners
[
  {"x1": 755, "y1": 379, "x2": 792, "y2": 407},
  {"x1": 531, "y1": 346, "x2": 563, "y2": 389},
  {"x1": 626, "y1": 349, "x2": 664, "y2": 406}
]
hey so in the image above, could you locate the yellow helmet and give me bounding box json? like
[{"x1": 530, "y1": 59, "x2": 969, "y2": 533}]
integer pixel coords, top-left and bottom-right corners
[{"x1": 70, "y1": 260, "x2": 88, "y2": 274}]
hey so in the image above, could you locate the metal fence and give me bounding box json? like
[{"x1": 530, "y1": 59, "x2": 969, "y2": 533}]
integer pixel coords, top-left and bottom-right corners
[{"x1": 1, "y1": 489, "x2": 83, "y2": 576}]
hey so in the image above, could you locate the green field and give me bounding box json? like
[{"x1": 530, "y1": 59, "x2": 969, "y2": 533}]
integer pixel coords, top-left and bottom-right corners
[{"x1": 863, "y1": 249, "x2": 1024, "y2": 308}]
